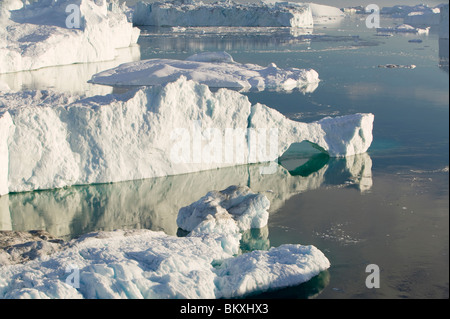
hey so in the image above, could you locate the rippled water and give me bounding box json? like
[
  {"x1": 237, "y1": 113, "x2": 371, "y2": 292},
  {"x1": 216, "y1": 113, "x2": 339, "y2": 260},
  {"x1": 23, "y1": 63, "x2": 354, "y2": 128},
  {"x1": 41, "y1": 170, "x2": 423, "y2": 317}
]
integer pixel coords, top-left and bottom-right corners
[{"x1": 0, "y1": 16, "x2": 448, "y2": 298}]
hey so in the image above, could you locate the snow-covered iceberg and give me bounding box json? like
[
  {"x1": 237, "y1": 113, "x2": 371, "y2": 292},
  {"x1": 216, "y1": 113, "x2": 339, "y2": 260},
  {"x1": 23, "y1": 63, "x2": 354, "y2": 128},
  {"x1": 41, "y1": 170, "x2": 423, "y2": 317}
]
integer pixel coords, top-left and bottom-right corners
[
  {"x1": 403, "y1": 10, "x2": 441, "y2": 26},
  {"x1": 0, "y1": 185, "x2": 330, "y2": 299},
  {"x1": 132, "y1": 0, "x2": 314, "y2": 27},
  {"x1": 89, "y1": 51, "x2": 320, "y2": 92},
  {"x1": 307, "y1": 2, "x2": 345, "y2": 25},
  {"x1": 0, "y1": 0, "x2": 140, "y2": 74},
  {"x1": 0, "y1": 77, "x2": 373, "y2": 196},
  {"x1": 381, "y1": 4, "x2": 439, "y2": 18}
]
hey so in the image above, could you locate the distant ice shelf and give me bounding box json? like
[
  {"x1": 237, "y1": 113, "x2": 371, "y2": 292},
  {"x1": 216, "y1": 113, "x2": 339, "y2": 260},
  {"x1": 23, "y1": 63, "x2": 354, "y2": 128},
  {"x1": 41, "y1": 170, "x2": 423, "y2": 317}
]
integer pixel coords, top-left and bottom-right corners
[
  {"x1": 0, "y1": 77, "x2": 374, "y2": 196},
  {"x1": 89, "y1": 51, "x2": 320, "y2": 92},
  {"x1": 0, "y1": 0, "x2": 140, "y2": 74},
  {"x1": 132, "y1": 0, "x2": 314, "y2": 27}
]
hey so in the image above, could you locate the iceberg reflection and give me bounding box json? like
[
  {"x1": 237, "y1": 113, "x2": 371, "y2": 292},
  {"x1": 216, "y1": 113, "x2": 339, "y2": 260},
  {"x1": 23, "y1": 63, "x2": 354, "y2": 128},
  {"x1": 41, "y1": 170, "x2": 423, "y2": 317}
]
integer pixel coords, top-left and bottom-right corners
[{"x1": 1, "y1": 153, "x2": 372, "y2": 239}]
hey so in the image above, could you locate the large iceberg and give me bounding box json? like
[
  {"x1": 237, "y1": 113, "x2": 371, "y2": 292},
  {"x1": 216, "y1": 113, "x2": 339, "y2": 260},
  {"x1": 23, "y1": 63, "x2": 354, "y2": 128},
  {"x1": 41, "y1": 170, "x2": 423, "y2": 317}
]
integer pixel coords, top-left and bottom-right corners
[
  {"x1": 0, "y1": 186, "x2": 330, "y2": 299},
  {"x1": 0, "y1": 77, "x2": 373, "y2": 196},
  {"x1": 89, "y1": 51, "x2": 320, "y2": 92},
  {"x1": 0, "y1": 0, "x2": 140, "y2": 74},
  {"x1": 132, "y1": 0, "x2": 314, "y2": 27}
]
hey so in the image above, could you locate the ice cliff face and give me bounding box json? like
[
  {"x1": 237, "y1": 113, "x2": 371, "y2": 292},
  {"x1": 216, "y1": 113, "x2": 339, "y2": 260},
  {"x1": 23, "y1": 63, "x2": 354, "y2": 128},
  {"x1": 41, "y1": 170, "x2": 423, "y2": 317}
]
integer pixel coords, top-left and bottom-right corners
[
  {"x1": 0, "y1": 77, "x2": 373, "y2": 196},
  {"x1": 0, "y1": 0, "x2": 140, "y2": 74},
  {"x1": 132, "y1": 0, "x2": 314, "y2": 27}
]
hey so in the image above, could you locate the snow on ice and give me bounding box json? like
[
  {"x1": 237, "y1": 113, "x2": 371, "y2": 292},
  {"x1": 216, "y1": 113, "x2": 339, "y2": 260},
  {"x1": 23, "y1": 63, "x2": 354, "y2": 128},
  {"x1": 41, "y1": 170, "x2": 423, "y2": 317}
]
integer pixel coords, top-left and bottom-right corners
[
  {"x1": 0, "y1": 0, "x2": 140, "y2": 74},
  {"x1": 0, "y1": 186, "x2": 330, "y2": 299}
]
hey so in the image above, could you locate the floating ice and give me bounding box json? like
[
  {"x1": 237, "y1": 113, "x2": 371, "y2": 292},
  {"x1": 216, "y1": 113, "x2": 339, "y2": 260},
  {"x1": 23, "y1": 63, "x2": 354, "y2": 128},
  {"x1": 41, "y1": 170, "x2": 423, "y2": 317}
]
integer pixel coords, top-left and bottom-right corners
[
  {"x1": 0, "y1": 77, "x2": 373, "y2": 196},
  {"x1": 0, "y1": 0, "x2": 140, "y2": 74},
  {"x1": 381, "y1": 4, "x2": 440, "y2": 18},
  {"x1": 0, "y1": 185, "x2": 330, "y2": 299},
  {"x1": 89, "y1": 51, "x2": 320, "y2": 92},
  {"x1": 177, "y1": 185, "x2": 270, "y2": 234},
  {"x1": 404, "y1": 11, "x2": 441, "y2": 26},
  {"x1": 378, "y1": 64, "x2": 416, "y2": 69},
  {"x1": 376, "y1": 24, "x2": 430, "y2": 35},
  {"x1": 132, "y1": 0, "x2": 314, "y2": 27}
]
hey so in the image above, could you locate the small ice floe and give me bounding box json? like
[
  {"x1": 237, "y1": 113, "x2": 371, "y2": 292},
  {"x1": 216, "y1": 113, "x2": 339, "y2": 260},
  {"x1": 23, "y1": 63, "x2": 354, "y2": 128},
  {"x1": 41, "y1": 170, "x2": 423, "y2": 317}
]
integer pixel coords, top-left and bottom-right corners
[
  {"x1": 408, "y1": 39, "x2": 423, "y2": 43},
  {"x1": 378, "y1": 64, "x2": 416, "y2": 69},
  {"x1": 0, "y1": 187, "x2": 331, "y2": 299},
  {"x1": 376, "y1": 24, "x2": 430, "y2": 34},
  {"x1": 89, "y1": 51, "x2": 320, "y2": 92}
]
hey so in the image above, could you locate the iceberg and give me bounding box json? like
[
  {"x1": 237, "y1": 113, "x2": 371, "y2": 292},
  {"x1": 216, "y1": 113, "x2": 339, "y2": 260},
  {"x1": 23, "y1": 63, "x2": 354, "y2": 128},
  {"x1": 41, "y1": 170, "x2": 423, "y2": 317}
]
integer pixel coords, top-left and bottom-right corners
[
  {"x1": 0, "y1": 228, "x2": 330, "y2": 298},
  {"x1": 89, "y1": 51, "x2": 320, "y2": 92},
  {"x1": 404, "y1": 10, "x2": 441, "y2": 26},
  {"x1": 132, "y1": 0, "x2": 314, "y2": 27},
  {"x1": 0, "y1": 0, "x2": 140, "y2": 74},
  {"x1": 381, "y1": 4, "x2": 439, "y2": 18},
  {"x1": 0, "y1": 186, "x2": 330, "y2": 299},
  {"x1": 439, "y1": 4, "x2": 449, "y2": 39},
  {"x1": 0, "y1": 77, "x2": 373, "y2": 196},
  {"x1": 376, "y1": 23, "x2": 430, "y2": 35}
]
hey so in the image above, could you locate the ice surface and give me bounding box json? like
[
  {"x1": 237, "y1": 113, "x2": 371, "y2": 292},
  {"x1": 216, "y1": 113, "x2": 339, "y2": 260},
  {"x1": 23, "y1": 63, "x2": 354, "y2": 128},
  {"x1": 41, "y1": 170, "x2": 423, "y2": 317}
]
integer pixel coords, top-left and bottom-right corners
[
  {"x1": 132, "y1": 0, "x2": 314, "y2": 27},
  {"x1": 0, "y1": 0, "x2": 140, "y2": 74},
  {"x1": 404, "y1": 11, "x2": 440, "y2": 26},
  {"x1": 89, "y1": 51, "x2": 320, "y2": 92},
  {"x1": 0, "y1": 77, "x2": 373, "y2": 196}
]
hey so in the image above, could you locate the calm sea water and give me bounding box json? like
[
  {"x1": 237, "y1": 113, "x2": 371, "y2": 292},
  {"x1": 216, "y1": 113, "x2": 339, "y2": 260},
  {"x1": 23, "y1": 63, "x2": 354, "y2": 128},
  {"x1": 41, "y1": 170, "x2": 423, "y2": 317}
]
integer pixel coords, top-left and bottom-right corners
[{"x1": 0, "y1": 16, "x2": 448, "y2": 298}]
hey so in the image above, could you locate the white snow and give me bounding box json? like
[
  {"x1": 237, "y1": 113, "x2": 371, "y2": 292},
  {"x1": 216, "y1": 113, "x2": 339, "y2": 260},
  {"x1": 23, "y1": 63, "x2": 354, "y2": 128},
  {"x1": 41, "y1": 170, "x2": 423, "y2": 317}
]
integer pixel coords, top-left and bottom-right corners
[
  {"x1": 2, "y1": 152, "x2": 373, "y2": 239},
  {"x1": 0, "y1": 0, "x2": 140, "y2": 74},
  {"x1": 0, "y1": 77, "x2": 373, "y2": 196},
  {"x1": 89, "y1": 51, "x2": 320, "y2": 92},
  {"x1": 132, "y1": 0, "x2": 314, "y2": 27},
  {"x1": 0, "y1": 186, "x2": 330, "y2": 299},
  {"x1": 307, "y1": 2, "x2": 345, "y2": 25}
]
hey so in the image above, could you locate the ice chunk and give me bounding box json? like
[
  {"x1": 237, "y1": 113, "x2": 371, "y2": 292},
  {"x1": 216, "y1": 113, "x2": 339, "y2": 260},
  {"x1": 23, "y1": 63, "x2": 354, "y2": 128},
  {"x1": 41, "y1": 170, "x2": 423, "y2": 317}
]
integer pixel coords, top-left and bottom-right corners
[
  {"x1": 0, "y1": 77, "x2": 373, "y2": 195},
  {"x1": 89, "y1": 52, "x2": 320, "y2": 92},
  {"x1": 0, "y1": 0, "x2": 140, "y2": 74},
  {"x1": 132, "y1": 0, "x2": 313, "y2": 28}
]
